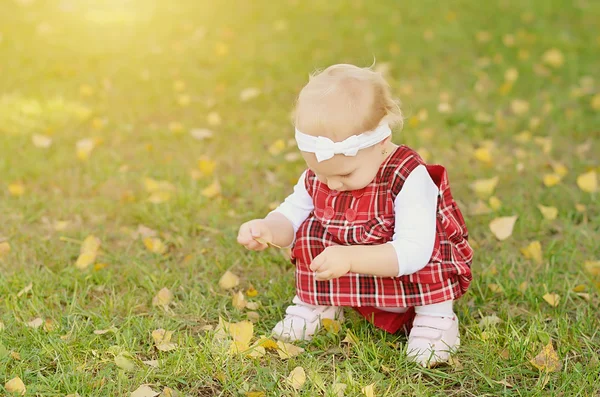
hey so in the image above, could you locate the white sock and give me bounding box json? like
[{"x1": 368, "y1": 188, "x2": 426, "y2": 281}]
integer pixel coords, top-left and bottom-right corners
[{"x1": 414, "y1": 300, "x2": 454, "y2": 318}]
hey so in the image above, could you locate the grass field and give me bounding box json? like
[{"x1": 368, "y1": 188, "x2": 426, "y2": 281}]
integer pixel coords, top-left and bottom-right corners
[{"x1": 1, "y1": 0, "x2": 599, "y2": 395}]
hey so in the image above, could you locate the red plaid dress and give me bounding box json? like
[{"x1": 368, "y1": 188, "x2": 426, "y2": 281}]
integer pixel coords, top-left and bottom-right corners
[{"x1": 291, "y1": 145, "x2": 473, "y2": 333}]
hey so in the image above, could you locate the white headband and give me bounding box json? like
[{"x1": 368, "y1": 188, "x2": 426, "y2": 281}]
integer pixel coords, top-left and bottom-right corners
[{"x1": 295, "y1": 122, "x2": 392, "y2": 162}]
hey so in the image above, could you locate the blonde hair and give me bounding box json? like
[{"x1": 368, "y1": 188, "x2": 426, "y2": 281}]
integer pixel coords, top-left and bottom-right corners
[{"x1": 294, "y1": 64, "x2": 403, "y2": 140}]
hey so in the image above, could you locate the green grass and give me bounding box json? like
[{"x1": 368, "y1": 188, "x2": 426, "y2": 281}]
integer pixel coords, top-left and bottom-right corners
[{"x1": 1, "y1": 0, "x2": 599, "y2": 395}]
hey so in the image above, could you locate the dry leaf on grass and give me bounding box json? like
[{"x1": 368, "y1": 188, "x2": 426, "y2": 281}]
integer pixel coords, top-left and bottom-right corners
[
  {"x1": 131, "y1": 384, "x2": 160, "y2": 397},
  {"x1": 277, "y1": 341, "x2": 305, "y2": 359},
  {"x1": 0, "y1": 241, "x2": 11, "y2": 257},
  {"x1": 240, "y1": 87, "x2": 261, "y2": 102},
  {"x1": 143, "y1": 237, "x2": 167, "y2": 254},
  {"x1": 201, "y1": 180, "x2": 221, "y2": 198},
  {"x1": 543, "y1": 293, "x2": 560, "y2": 307},
  {"x1": 471, "y1": 176, "x2": 499, "y2": 198},
  {"x1": 8, "y1": 183, "x2": 25, "y2": 196},
  {"x1": 152, "y1": 287, "x2": 174, "y2": 307},
  {"x1": 530, "y1": 342, "x2": 562, "y2": 372},
  {"x1": 583, "y1": 260, "x2": 600, "y2": 276},
  {"x1": 190, "y1": 128, "x2": 213, "y2": 141},
  {"x1": 362, "y1": 383, "x2": 376, "y2": 397},
  {"x1": 521, "y1": 241, "x2": 543, "y2": 264},
  {"x1": 286, "y1": 366, "x2": 306, "y2": 390},
  {"x1": 322, "y1": 318, "x2": 341, "y2": 334},
  {"x1": 115, "y1": 353, "x2": 136, "y2": 371},
  {"x1": 219, "y1": 270, "x2": 240, "y2": 290},
  {"x1": 32, "y1": 134, "x2": 52, "y2": 148},
  {"x1": 5, "y1": 377, "x2": 26, "y2": 395},
  {"x1": 17, "y1": 282, "x2": 32, "y2": 297},
  {"x1": 152, "y1": 329, "x2": 178, "y2": 352},
  {"x1": 537, "y1": 205, "x2": 558, "y2": 220},
  {"x1": 75, "y1": 235, "x2": 101, "y2": 269},
  {"x1": 143, "y1": 360, "x2": 159, "y2": 368},
  {"x1": 232, "y1": 291, "x2": 247, "y2": 310},
  {"x1": 577, "y1": 170, "x2": 597, "y2": 193},
  {"x1": 26, "y1": 317, "x2": 43, "y2": 328},
  {"x1": 489, "y1": 216, "x2": 518, "y2": 240}
]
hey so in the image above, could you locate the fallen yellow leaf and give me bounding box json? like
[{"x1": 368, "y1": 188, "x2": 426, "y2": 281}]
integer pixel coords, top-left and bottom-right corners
[
  {"x1": 543, "y1": 293, "x2": 560, "y2": 307},
  {"x1": 489, "y1": 216, "x2": 518, "y2": 240},
  {"x1": 510, "y1": 99, "x2": 530, "y2": 115},
  {"x1": 471, "y1": 176, "x2": 499, "y2": 198},
  {"x1": 542, "y1": 174, "x2": 561, "y2": 187},
  {"x1": 177, "y1": 94, "x2": 191, "y2": 107},
  {"x1": 17, "y1": 282, "x2": 32, "y2": 297},
  {"x1": 5, "y1": 376, "x2": 26, "y2": 395},
  {"x1": 583, "y1": 260, "x2": 600, "y2": 276},
  {"x1": 488, "y1": 196, "x2": 502, "y2": 211},
  {"x1": 333, "y1": 383, "x2": 348, "y2": 397},
  {"x1": 246, "y1": 301, "x2": 260, "y2": 310},
  {"x1": 245, "y1": 392, "x2": 266, "y2": 397},
  {"x1": 521, "y1": 241, "x2": 543, "y2": 264},
  {"x1": 8, "y1": 182, "x2": 25, "y2": 196},
  {"x1": 198, "y1": 157, "x2": 216, "y2": 176},
  {"x1": 207, "y1": 111, "x2": 221, "y2": 126},
  {"x1": 573, "y1": 284, "x2": 587, "y2": 293},
  {"x1": 542, "y1": 48, "x2": 564, "y2": 68},
  {"x1": 152, "y1": 329, "x2": 178, "y2": 352},
  {"x1": 201, "y1": 180, "x2": 221, "y2": 198},
  {"x1": 286, "y1": 366, "x2": 306, "y2": 390},
  {"x1": 576, "y1": 170, "x2": 597, "y2": 193},
  {"x1": 219, "y1": 270, "x2": 240, "y2": 290},
  {"x1": 131, "y1": 384, "x2": 160, "y2": 397},
  {"x1": 246, "y1": 286, "x2": 258, "y2": 297},
  {"x1": 152, "y1": 287, "x2": 173, "y2": 307},
  {"x1": 190, "y1": 128, "x2": 214, "y2": 141},
  {"x1": 322, "y1": 318, "x2": 341, "y2": 334},
  {"x1": 488, "y1": 283, "x2": 503, "y2": 293},
  {"x1": 76, "y1": 235, "x2": 101, "y2": 269},
  {"x1": 277, "y1": 341, "x2": 305, "y2": 359},
  {"x1": 268, "y1": 139, "x2": 286, "y2": 156},
  {"x1": 362, "y1": 383, "x2": 376, "y2": 397},
  {"x1": 551, "y1": 162, "x2": 568, "y2": 177},
  {"x1": 232, "y1": 291, "x2": 247, "y2": 310},
  {"x1": 591, "y1": 94, "x2": 600, "y2": 111},
  {"x1": 513, "y1": 130, "x2": 531, "y2": 143},
  {"x1": 240, "y1": 87, "x2": 261, "y2": 102},
  {"x1": 0, "y1": 241, "x2": 11, "y2": 257},
  {"x1": 114, "y1": 353, "x2": 136, "y2": 371},
  {"x1": 474, "y1": 147, "x2": 492, "y2": 164},
  {"x1": 530, "y1": 342, "x2": 562, "y2": 372},
  {"x1": 26, "y1": 317, "x2": 44, "y2": 328},
  {"x1": 228, "y1": 320, "x2": 254, "y2": 346},
  {"x1": 143, "y1": 237, "x2": 167, "y2": 254},
  {"x1": 76, "y1": 138, "x2": 97, "y2": 161},
  {"x1": 257, "y1": 337, "x2": 279, "y2": 350},
  {"x1": 533, "y1": 136, "x2": 552, "y2": 154},
  {"x1": 32, "y1": 134, "x2": 52, "y2": 148},
  {"x1": 504, "y1": 68, "x2": 519, "y2": 82},
  {"x1": 537, "y1": 205, "x2": 558, "y2": 220}
]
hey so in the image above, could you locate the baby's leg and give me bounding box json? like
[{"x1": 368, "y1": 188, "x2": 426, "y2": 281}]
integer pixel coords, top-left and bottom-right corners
[
  {"x1": 272, "y1": 295, "x2": 344, "y2": 341},
  {"x1": 408, "y1": 300, "x2": 459, "y2": 366}
]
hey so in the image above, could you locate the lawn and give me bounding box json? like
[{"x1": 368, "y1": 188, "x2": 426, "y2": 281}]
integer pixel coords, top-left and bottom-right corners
[{"x1": 0, "y1": 0, "x2": 599, "y2": 396}]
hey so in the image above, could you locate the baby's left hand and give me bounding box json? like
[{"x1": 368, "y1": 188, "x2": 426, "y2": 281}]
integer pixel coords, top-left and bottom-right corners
[{"x1": 310, "y1": 246, "x2": 353, "y2": 281}]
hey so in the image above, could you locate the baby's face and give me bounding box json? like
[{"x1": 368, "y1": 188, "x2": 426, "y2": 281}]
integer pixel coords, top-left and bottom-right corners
[{"x1": 302, "y1": 145, "x2": 383, "y2": 191}]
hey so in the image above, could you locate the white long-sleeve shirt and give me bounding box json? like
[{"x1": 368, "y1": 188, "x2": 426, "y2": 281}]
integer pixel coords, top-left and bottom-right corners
[{"x1": 272, "y1": 165, "x2": 439, "y2": 277}]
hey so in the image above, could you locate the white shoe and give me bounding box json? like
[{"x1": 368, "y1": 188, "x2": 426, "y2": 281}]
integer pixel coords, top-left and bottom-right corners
[
  {"x1": 271, "y1": 296, "x2": 344, "y2": 341},
  {"x1": 407, "y1": 314, "x2": 460, "y2": 367}
]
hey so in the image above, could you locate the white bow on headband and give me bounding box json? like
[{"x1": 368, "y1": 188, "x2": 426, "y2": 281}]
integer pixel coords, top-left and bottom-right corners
[{"x1": 295, "y1": 122, "x2": 392, "y2": 162}]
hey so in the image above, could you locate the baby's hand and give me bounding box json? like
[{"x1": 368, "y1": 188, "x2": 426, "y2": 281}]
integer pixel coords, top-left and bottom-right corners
[
  {"x1": 237, "y1": 219, "x2": 273, "y2": 251},
  {"x1": 310, "y1": 246, "x2": 352, "y2": 281}
]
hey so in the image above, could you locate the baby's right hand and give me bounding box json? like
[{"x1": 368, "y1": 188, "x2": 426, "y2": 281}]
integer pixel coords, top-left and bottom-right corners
[{"x1": 237, "y1": 219, "x2": 273, "y2": 251}]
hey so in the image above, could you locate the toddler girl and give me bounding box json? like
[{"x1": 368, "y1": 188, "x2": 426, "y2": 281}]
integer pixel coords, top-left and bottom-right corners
[{"x1": 237, "y1": 64, "x2": 473, "y2": 366}]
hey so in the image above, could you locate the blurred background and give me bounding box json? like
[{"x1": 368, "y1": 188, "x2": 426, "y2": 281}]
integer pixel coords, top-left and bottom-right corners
[{"x1": 0, "y1": 0, "x2": 599, "y2": 395}]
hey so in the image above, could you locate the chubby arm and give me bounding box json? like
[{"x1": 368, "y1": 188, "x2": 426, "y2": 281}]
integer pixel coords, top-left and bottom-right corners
[
  {"x1": 238, "y1": 171, "x2": 314, "y2": 250},
  {"x1": 310, "y1": 165, "x2": 438, "y2": 280}
]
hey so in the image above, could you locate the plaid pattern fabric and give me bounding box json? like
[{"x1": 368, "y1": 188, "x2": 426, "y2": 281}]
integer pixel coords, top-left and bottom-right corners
[{"x1": 291, "y1": 146, "x2": 473, "y2": 313}]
